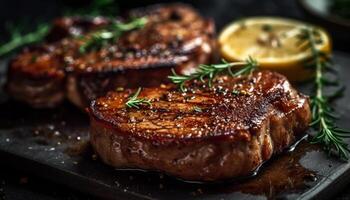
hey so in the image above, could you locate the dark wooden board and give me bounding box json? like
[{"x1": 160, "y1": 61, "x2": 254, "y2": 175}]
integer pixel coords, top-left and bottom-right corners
[{"x1": 1, "y1": 52, "x2": 350, "y2": 200}]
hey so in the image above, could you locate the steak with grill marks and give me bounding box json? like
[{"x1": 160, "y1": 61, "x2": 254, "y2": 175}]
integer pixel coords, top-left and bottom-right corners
[
  {"x1": 6, "y1": 4, "x2": 216, "y2": 108},
  {"x1": 88, "y1": 71, "x2": 311, "y2": 181}
]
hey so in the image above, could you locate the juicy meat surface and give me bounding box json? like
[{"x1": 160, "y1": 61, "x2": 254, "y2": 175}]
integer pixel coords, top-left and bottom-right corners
[
  {"x1": 6, "y1": 4, "x2": 216, "y2": 108},
  {"x1": 89, "y1": 71, "x2": 311, "y2": 181}
]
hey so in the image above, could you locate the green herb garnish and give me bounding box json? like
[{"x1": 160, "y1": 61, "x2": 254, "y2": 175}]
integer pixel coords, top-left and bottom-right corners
[
  {"x1": 297, "y1": 27, "x2": 350, "y2": 160},
  {"x1": 125, "y1": 87, "x2": 152, "y2": 109},
  {"x1": 0, "y1": 0, "x2": 120, "y2": 58},
  {"x1": 168, "y1": 56, "x2": 258, "y2": 92},
  {"x1": 79, "y1": 17, "x2": 147, "y2": 53},
  {"x1": 232, "y1": 89, "x2": 251, "y2": 96},
  {"x1": 232, "y1": 90, "x2": 241, "y2": 95},
  {"x1": 193, "y1": 106, "x2": 202, "y2": 112},
  {"x1": 0, "y1": 23, "x2": 50, "y2": 58}
]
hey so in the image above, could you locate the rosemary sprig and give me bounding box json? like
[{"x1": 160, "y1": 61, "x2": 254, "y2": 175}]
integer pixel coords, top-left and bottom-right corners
[
  {"x1": 168, "y1": 56, "x2": 258, "y2": 92},
  {"x1": 297, "y1": 27, "x2": 350, "y2": 160},
  {"x1": 0, "y1": 23, "x2": 50, "y2": 58},
  {"x1": 125, "y1": 87, "x2": 152, "y2": 109},
  {"x1": 79, "y1": 17, "x2": 147, "y2": 53},
  {"x1": 0, "y1": 0, "x2": 118, "y2": 58}
]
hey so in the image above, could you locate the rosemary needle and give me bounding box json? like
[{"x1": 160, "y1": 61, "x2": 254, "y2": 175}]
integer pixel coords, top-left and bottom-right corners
[
  {"x1": 297, "y1": 27, "x2": 350, "y2": 160},
  {"x1": 79, "y1": 17, "x2": 147, "y2": 53},
  {"x1": 0, "y1": 24, "x2": 50, "y2": 58},
  {"x1": 168, "y1": 56, "x2": 258, "y2": 92},
  {"x1": 0, "y1": 0, "x2": 119, "y2": 58},
  {"x1": 125, "y1": 88, "x2": 152, "y2": 109}
]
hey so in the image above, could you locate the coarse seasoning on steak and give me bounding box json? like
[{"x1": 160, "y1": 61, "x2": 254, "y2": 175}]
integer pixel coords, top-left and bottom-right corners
[
  {"x1": 6, "y1": 4, "x2": 216, "y2": 109},
  {"x1": 88, "y1": 71, "x2": 311, "y2": 181}
]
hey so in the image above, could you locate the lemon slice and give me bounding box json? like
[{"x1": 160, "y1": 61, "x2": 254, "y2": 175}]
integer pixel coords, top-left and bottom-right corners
[{"x1": 218, "y1": 17, "x2": 331, "y2": 81}]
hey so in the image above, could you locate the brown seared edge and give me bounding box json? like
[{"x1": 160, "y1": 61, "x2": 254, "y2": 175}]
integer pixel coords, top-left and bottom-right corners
[
  {"x1": 6, "y1": 3, "x2": 216, "y2": 108},
  {"x1": 88, "y1": 71, "x2": 311, "y2": 181}
]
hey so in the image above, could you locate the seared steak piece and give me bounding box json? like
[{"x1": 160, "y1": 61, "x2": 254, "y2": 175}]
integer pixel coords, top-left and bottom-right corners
[
  {"x1": 89, "y1": 71, "x2": 311, "y2": 181},
  {"x1": 6, "y1": 4, "x2": 216, "y2": 108},
  {"x1": 46, "y1": 16, "x2": 110, "y2": 42}
]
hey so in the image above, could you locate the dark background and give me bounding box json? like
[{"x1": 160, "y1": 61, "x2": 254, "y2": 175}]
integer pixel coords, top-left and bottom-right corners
[{"x1": 0, "y1": 0, "x2": 350, "y2": 199}]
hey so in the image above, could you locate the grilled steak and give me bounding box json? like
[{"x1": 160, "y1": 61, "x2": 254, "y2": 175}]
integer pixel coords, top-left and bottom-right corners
[
  {"x1": 89, "y1": 71, "x2": 311, "y2": 181},
  {"x1": 6, "y1": 4, "x2": 216, "y2": 108}
]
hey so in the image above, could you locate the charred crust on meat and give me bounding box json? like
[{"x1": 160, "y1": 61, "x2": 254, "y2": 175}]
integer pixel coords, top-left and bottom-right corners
[
  {"x1": 89, "y1": 71, "x2": 311, "y2": 181},
  {"x1": 6, "y1": 4, "x2": 216, "y2": 108},
  {"x1": 90, "y1": 71, "x2": 311, "y2": 142}
]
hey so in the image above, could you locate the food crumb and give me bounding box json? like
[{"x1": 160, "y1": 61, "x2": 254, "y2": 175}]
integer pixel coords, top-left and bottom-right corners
[{"x1": 53, "y1": 131, "x2": 60, "y2": 136}]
